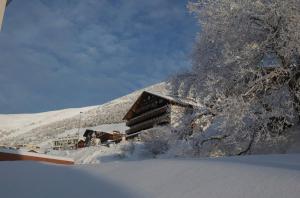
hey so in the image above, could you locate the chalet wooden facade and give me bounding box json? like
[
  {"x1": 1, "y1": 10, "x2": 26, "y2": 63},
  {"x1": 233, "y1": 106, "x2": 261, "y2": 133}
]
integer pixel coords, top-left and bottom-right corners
[{"x1": 123, "y1": 91, "x2": 194, "y2": 138}]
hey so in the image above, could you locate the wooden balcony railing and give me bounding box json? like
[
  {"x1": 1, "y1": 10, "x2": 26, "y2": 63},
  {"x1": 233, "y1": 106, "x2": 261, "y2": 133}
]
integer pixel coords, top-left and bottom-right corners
[
  {"x1": 126, "y1": 114, "x2": 170, "y2": 135},
  {"x1": 126, "y1": 105, "x2": 169, "y2": 127}
]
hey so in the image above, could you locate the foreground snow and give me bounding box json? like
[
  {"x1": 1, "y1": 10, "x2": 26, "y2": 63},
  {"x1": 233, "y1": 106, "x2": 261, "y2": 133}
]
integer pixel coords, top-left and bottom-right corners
[{"x1": 1, "y1": 154, "x2": 300, "y2": 198}]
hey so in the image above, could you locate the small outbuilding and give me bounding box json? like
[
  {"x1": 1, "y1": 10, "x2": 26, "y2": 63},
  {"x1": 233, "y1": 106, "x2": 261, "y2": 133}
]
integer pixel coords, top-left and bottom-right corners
[
  {"x1": 123, "y1": 91, "x2": 195, "y2": 138},
  {"x1": 52, "y1": 136, "x2": 79, "y2": 150},
  {"x1": 83, "y1": 129, "x2": 123, "y2": 146}
]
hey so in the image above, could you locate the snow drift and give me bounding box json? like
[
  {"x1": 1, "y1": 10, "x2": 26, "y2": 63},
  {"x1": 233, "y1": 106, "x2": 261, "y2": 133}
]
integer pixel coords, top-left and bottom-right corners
[{"x1": 0, "y1": 154, "x2": 299, "y2": 198}]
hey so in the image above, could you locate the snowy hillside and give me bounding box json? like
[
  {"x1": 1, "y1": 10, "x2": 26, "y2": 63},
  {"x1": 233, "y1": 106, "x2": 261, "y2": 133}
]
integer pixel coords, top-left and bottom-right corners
[
  {"x1": 0, "y1": 82, "x2": 168, "y2": 146},
  {"x1": 1, "y1": 154, "x2": 299, "y2": 198}
]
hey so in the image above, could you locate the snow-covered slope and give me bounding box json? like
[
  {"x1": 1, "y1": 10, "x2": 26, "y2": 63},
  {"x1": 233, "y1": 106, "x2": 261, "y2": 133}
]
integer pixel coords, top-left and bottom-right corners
[
  {"x1": 0, "y1": 82, "x2": 168, "y2": 145},
  {"x1": 1, "y1": 154, "x2": 299, "y2": 198},
  {"x1": 0, "y1": 106, "x2": 96, "y2": 143}
]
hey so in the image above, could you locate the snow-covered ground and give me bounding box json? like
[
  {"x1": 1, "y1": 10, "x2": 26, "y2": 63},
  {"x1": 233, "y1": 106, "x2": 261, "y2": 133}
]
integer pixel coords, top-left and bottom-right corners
[
  {"x1": 47, "y1": 142, "x2": 129, "y2": 164},
  {"x1": 0, "y1": 154, "x2": 299, "y2": 198},
  {"x1": 0, "y1": 106, "x2": 96, "y2": 141}
]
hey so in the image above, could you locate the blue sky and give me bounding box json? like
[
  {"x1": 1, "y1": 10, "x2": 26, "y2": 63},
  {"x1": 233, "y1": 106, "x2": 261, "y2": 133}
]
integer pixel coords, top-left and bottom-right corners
[{"x1": 0, "y1": 0, "x2": 197, "y2": 113}]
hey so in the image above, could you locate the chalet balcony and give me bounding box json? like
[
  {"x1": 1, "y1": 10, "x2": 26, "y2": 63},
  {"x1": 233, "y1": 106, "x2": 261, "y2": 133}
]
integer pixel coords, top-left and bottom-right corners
[
  {"x1": 134, "y1": 101, "x2": 168, "y2": 116},
  {"x1": 126, "y1": 105, "x2": 169, "y2": 127},
  {"x1": 125, "y1": 114, "x2": 170, "y2": 135}
]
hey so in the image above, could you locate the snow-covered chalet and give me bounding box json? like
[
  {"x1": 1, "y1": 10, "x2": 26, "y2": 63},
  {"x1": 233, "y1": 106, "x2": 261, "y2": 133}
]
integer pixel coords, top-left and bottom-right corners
[{"x1": 123, "y1": 91, "x2": 195, "y2": 138}]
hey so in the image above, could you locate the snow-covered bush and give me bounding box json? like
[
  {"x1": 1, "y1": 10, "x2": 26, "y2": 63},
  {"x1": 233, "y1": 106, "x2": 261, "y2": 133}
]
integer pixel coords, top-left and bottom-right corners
[{"x1": 140, "y1": 126, "x2": 175, "y2": 156}]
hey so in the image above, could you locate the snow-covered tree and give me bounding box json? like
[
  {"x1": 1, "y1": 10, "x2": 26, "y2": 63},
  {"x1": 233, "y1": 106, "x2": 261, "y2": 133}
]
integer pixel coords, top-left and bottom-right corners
[{"x1": 169, "y1": 0, "x2": 300, "y2": 155}]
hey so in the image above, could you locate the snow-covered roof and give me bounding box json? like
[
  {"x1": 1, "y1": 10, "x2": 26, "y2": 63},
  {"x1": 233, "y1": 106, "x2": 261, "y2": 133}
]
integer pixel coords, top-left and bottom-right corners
[
  {"x1": 123, "y1": 91, "x2": 198, "y2": 120},
  {"x1": 147, "y1": 91, "x2": 199, "y2": 107}
]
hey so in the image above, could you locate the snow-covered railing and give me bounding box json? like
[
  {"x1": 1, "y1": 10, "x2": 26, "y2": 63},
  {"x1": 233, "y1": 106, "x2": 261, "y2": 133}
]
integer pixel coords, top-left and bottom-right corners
[{"x1": 0, "y1": 148, "x2": 74, "y2": 165}]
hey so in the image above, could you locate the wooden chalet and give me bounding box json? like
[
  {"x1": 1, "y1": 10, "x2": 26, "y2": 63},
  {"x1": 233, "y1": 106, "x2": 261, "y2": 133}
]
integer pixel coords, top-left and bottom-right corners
[{"x1": 123, "y1": 91, "x2": 194, "y2": 138}]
